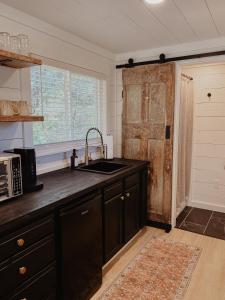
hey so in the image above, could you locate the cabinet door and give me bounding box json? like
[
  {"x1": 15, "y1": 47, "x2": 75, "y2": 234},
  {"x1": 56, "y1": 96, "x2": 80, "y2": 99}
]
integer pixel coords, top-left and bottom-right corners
[
  {"x1": 104, "y1": 194, "x2": 123, "y2": 263},
  {"x1": 59, "y1": 194, "x2": 102, "y2": 300},
  {"x1": 124, "y1": 184, "x2": 140, "y2": 243}
]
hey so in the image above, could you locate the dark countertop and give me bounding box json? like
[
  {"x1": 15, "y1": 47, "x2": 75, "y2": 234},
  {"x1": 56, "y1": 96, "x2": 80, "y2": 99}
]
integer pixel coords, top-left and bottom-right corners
[{"x1": 0, "y1": 158, "x2": 148, "y2": 234}]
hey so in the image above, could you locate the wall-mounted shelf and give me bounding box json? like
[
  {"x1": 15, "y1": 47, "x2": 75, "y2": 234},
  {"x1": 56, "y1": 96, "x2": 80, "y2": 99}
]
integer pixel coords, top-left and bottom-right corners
[
  {"x1": 0, "y1": 49, "x2": 42, "y2": 68},
  {"x1": 0, "y1": 115, "x2": 44, "y2": 122}
]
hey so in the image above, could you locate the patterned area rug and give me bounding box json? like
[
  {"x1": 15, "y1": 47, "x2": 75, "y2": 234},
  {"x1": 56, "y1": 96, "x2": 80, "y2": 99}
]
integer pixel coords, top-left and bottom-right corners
[{"x1": 99, "y1": 238, "x2": 201, "y2": 300}]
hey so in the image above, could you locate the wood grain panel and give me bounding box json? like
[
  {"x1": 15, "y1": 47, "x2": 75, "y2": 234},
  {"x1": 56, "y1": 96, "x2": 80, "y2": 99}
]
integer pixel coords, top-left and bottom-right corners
[
  {"x1": 0, "y1": 115, "x2": 44, "y2": 122},
  {"x1": 123, "y1": 139, "x2": 141, "y2": 160},
  {"x1": 148, "y1": 139, "x2": 164, "y2": 218},
  {"x1": 122, "y1": 63, "x2": 175, "y2": 224},
  {"x1": 126, "y1": 85, "x2": 142, "y2": 123},
  {"x1": 149, "y1": 83, "x2": 166, "y2": 125},
  {"x1": 123, "y1": 124, "x2": 165, "y2": 140},
  {"x1": 0, "y1": 49, "x2": 42, "y2": 69}
]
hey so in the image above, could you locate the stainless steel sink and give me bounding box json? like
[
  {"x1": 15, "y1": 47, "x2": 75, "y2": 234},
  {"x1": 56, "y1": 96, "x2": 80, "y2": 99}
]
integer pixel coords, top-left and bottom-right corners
[{"x1": 76, "y1": 160, "x2": 128, "y2": 174}]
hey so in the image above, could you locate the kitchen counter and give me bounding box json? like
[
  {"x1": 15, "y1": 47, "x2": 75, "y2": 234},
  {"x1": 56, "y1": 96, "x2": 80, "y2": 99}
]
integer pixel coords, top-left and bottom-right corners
[{"x1": 0, "y1": 158, "x2": 148, "y2": 234}]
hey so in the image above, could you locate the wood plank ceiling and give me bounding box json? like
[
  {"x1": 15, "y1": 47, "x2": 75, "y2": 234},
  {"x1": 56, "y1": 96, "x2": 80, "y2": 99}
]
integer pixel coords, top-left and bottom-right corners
[{"x1": 0, "y1": 0, "x2": 224, "y2": 53}]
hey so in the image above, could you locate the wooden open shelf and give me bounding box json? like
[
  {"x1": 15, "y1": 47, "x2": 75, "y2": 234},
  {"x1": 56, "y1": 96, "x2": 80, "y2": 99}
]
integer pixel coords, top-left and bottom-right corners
[
  {"x1": 0, "y1": 49, "x2": 42, "y2": 68},
  {"x1": 0, "y1": 115, "x2": 44, "y2": 122}
]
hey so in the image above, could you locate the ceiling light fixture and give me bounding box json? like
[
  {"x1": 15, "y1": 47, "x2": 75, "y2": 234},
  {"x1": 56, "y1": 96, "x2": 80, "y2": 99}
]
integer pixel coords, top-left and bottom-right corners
[{"x1": 144, "y1": 0, "x2": 165, "y2": 4}]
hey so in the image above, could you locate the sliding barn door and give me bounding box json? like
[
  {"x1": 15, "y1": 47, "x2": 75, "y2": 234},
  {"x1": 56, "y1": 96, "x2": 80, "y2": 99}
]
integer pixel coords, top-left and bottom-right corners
[{"x1": 122, "y1": 63, "x2": 175, "y2": 224}]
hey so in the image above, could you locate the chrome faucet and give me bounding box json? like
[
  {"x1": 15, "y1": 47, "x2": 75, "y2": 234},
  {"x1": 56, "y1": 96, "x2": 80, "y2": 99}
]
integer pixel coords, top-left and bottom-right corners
[{"x1": 85, "y1": 127, "x2": 105, "y2": 165}]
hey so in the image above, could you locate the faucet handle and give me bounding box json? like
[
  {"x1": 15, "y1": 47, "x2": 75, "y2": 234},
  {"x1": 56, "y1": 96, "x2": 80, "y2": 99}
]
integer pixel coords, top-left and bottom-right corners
[{"x1": 88, "y1": 153, "x2": 92, "y2": 161}]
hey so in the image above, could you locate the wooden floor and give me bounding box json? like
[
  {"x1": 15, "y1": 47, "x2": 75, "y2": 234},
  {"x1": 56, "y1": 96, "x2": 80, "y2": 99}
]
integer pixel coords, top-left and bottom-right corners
[{"x1": 92, "y1": 227, "x2": 225, "y2": 300}]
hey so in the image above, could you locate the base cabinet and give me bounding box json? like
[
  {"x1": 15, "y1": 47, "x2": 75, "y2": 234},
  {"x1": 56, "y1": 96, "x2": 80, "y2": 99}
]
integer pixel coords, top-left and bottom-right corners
[
  {"x1": 124, "y1": 184, "x2": 140, "y2": 243},
  {"x1": 0, "y1": 164, "x2": 148, "y2": 300},
  {"x1": 8, "y1": 264, "x2": 56, "y2": 300},
  {"x1": 103, "y1": 171, "x2": 146, "y2": 263},
  {"x1": 104, "y1": 194, "x2": 123, "y2": 262}
]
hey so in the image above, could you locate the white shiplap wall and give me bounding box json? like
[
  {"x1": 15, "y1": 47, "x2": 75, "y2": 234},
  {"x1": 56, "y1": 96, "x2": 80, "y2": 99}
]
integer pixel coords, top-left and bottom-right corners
[
  {"x1": 110, "y1": 69, "x2": 123, "y2": 158},
  {"x1": 184, "y1": 63, "x2": 225, "y2": 213},
  {"x1": 0, "y1": 67, "x2": 26, "y2": 151},
  {"x1": 0, "y1": 3, "x2": 115, "y2": 174}
]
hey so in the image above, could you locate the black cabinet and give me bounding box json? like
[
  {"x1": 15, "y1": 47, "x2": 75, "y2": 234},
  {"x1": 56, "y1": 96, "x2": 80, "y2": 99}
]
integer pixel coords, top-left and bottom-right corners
[
  {"x1": 103, "y1": 171, "x2": 144, "y2": 263},
  {"x1": 104, "y1": 194, "x2": 123, "y2": 262},
  {"x1": 124, "y1": 184, "x2": 140, "y2": 243},
  {"x1": 8, "y1": 264, "x2": 56, "y2": 300},
  {"x1": 0, "y1": 215, "x2": 56, "y2": 300},
  {"x1": 59, "y1": 192, "x2": 102, "y2": 300},
  {"x1": 0, "y1": 161, "x2": 148, "y2": 300}
]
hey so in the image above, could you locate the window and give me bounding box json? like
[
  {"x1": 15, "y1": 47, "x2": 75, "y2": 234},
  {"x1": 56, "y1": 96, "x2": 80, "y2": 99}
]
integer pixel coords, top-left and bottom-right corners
[{"x1": 30, "y1": 65, "x2": 106, "y2": 145}]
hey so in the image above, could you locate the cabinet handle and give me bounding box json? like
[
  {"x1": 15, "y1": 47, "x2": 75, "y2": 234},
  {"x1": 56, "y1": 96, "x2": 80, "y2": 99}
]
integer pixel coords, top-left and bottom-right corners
[
  {"x1": 19, "y1": 266, "x2": 27, "y2": 275},
  {"x1": 120, "y1": 196, "x2": 125, "y2": 201},
  {"x1": 126, "y1": 192, "x2": 130, "y2": 198},
  {"x1": 81, "y1": 210, "x2": 89, "y2": 216},
  {"x1": 17, "y1": 238, "x2": 25, "y2": 247}
]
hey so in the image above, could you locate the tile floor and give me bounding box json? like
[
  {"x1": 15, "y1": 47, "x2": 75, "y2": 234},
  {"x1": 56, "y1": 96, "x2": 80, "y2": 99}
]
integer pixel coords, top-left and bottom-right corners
[{"x1": 176, "y1": 206, "x2": 225, "y2": 240}]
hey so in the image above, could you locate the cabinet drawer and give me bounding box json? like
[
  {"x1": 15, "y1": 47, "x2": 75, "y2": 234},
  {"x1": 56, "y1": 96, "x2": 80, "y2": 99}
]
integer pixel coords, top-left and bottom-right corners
[
  {"x1": 125, "y1": 173, "x2": 139, "y2": 189},
  {"x1": 0, "y1": 216, "x2": 54, "y2": 263},
  {"x1": 0, "y1": 237, "x2": 55, "y2": 297},
  {"x1": 104, "y1": 181, "x2": 123, "y2": 201},
  {"x1": 8, "y1": 264, "x2": 56, "y2": 300}
]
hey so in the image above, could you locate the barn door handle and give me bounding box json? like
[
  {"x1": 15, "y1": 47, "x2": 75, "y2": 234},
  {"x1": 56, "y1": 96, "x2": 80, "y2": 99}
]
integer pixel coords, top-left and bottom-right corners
[{"x1": 165, "y1": 125, "x2": 170, "y2": 139}]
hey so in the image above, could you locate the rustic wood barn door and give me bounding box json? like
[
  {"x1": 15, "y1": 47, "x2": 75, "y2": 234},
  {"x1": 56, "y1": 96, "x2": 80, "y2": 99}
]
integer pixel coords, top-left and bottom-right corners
[{"x1": 122, "y1": 63, "x2": 175, "y2": 224}]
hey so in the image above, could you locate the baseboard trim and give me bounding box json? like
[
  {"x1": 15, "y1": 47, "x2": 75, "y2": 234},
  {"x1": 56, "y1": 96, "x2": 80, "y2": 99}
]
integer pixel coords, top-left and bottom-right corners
[
  {"x1": 188, "y1": 201, "x2": 225, "y2": 213},
  {"x1": 147, "y1": 220, "x2": 172, "y2": 233}
]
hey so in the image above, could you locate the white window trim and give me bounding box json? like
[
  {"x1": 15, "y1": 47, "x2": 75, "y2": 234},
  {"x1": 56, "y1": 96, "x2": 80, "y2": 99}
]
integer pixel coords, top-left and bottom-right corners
[
  {"x1": 35, "y1": 138, "x2": 103, "y2": 157},
  {"x1": 24, "y1": 57, "x2": 108, "y2": 157}
]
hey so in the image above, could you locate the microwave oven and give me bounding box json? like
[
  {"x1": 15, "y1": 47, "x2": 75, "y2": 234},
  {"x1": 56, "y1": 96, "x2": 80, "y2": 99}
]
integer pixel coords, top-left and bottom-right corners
[{"x1": 0, "y1": 153, "x2": 23, "y2": 202}]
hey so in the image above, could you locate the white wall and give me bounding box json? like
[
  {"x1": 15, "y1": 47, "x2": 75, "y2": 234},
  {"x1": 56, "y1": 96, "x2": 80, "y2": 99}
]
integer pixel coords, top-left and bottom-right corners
[
  {"x1": 110, "y1": 69, "x2": 123, "y2": 158},
  {"x1": 116, "y1": 36, "x2": 225, "y2": 65},
  {"x1": 183, "y1": 63, "x2": 225, "y2": 213},
  {"x1": 0, "y1": 3, "x2": 115, "y2": 173}
]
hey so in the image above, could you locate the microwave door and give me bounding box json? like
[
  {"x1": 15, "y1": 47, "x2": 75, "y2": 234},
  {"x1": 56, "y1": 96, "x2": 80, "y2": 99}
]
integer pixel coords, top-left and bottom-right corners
[{"x1": 0, "y1": 160, "x2": 10, "y2": 201}]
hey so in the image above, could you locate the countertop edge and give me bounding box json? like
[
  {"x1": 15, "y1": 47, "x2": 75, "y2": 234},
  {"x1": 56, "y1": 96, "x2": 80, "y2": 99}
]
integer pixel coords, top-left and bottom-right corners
[{"x1": 0, "y1": 159, "x2": 149, "y2": 234}]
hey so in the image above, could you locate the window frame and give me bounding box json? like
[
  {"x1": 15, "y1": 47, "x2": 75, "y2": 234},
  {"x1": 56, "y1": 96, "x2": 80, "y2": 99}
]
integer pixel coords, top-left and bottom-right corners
[{"x1": 22, "y1": 58, "x2": 107, "y2": 158}]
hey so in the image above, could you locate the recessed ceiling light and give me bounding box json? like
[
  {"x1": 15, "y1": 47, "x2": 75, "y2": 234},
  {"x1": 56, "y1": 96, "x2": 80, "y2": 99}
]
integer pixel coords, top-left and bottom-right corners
[{"x1": 144, "y1": 0, "x2": 165, "y2": 4}]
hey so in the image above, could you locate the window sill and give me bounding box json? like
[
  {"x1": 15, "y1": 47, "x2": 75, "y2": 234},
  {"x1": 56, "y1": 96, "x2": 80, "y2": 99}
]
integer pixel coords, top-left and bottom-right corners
[{"x1": 35, "y1": 138, "x2": 101, "y2": 158}]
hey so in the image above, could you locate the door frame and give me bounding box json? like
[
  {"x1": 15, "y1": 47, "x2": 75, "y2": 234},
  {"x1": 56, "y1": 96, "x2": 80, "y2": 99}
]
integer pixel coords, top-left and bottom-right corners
[{"x1": 171, "y1": 55, "x2": 225, "y2": 228}]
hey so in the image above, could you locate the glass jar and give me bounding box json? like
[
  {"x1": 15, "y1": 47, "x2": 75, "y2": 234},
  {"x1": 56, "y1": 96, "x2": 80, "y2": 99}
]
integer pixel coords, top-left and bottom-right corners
[
  {"x1": 18, "y1": 34, "x2": 30, "y2": 55},
  {"x1": 0, "y1": 32, "x2": 10, "y2": 50},
  {"x1": 10, "y1": 35, "x2": 20, "y2": 53}
]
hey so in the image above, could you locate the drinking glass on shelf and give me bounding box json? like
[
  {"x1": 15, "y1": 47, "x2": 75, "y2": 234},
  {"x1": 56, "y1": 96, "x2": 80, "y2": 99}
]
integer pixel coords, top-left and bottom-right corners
[
  {"x1": 0, "y1": 32, "x2": 10, "y2": 50},
  {"x1": 10, "y1": 35, "x2": 20, "y2": 53},
  {"x1": 18, "y1": 34, "x2": 30, "y2": 55}
]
